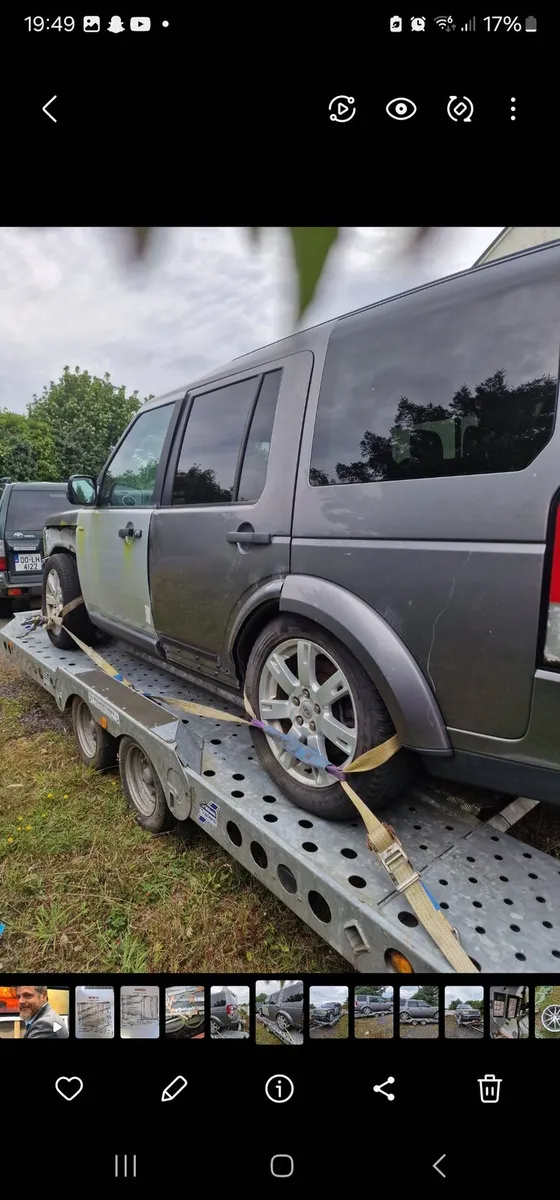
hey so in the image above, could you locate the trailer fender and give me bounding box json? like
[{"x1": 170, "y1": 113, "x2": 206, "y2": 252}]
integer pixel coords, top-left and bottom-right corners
[{"x1": 279, "y1": 574, "x2": 451, "y2": 756}]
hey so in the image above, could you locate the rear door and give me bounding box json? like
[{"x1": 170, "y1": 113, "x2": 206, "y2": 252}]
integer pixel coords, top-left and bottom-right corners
[
  {"x1": 150, "y1": 352, "x2": 313, "y2": 680},
  {"x1": 76, "y1": 397, "x2": 182, "y2": 638}
]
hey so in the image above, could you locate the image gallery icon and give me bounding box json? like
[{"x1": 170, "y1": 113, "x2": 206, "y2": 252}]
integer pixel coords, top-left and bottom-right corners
[{"x1": 83, "y1": 16, "x2": 100, "y2": 31}]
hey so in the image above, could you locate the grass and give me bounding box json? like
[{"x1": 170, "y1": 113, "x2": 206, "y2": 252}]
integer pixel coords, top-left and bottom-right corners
[
  {"x1": 255, "y1": 1020, "x2": 288, "y2": 1045},
  {"x1": 0, "y1": 660, "x2": 346, "y2": 974},
  {"x1": 355, "y1": 1014, "x2": 393, "y2": 1040},
  {"x1": 309, "y1": 1010, "x2": 349, "y2": 1039}
]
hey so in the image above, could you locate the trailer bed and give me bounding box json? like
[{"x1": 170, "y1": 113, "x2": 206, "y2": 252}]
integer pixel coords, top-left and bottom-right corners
[{"x1": 2, "y1": 612, "x2": 559, "y2": 973}]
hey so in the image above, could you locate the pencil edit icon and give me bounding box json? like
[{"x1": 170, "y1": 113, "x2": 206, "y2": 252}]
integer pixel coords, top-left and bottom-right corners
[{"x1": 161, "y1": 1075, "x2": 188, "y2": 1102}]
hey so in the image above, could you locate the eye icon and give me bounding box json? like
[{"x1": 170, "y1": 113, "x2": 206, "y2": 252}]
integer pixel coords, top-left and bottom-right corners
[{"x1": 386, "y1": 97, "x2": 417, "y2": 120}]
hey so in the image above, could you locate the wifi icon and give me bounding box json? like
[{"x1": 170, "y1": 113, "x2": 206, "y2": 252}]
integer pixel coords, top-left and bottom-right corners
[{"x1": 434, "y1": 15, "x2": 456, "y2": 29}]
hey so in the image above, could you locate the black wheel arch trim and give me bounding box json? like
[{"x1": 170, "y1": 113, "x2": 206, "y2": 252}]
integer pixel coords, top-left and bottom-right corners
[{"x1": 279, "y1": 573, "x2": 452, "y2": 756}]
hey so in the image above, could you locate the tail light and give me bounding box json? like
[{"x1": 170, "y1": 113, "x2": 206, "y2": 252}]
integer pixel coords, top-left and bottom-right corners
[
  {"x1": 544, "y1": 506, "x2": 560, "y2": 664},
  {"x1": 0, "y1": 539, "x2": 6, "y2": 571},
  {"x1": 226, "y1": 1004, "x2": 236, "y2": 1016}
]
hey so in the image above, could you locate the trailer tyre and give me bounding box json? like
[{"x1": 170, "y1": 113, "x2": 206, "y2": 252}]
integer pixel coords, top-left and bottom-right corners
[
  {"x1": 245, "y1": 614, "x2": 414, "y2": 820},
  {"x1": 72, "y1": 697, "x2": 118, "y2": 771},
  {"x1": 42, "y1": 552, "x2": 96, "y2": 651},
  {"x1": 118, "y1": 736, "x2": 175, "y2": 834}
]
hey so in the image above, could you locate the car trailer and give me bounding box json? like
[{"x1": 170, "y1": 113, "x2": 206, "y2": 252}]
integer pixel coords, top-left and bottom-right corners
[
  {"x1": 310, "y1": 1011, "x2": 342, "y2": 1030},
  {"x1": 2, "y1": 612, "x2": 560, "y2": 974},
  {"x1": 211, "y1": 1028, "x2": 250, "y2": 1040},
  {"x1": 256, "y1": 1015, "x2": 304, "y2": 1046}
]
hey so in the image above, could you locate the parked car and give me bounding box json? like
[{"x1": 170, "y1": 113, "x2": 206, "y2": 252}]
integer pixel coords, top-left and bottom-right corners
[
  {"x1": 210, "y1": 987, "x2": 240, "y2": 1034},
  {"x1": 262, "y1": 983, "x2": 304, "y2": 1032},
  {"x1": 399, "y1": 997, "x2": 439, "y2": 1023},
  {"x1": 311, "y1": 1000, "x2": 341, "y2": 1024},
  {"x1": 455, "y1": 1003, "x2": 481, "y2": 1026},
  {"x1": 355, "y1": 994, "x2": 393, "y2": 1016},
  {"x1": 41, "y1": 242, "x2": 560, "y2": 822},
  {"x1": 0, "y1": 481, "x2": 76, "y2": 613},
  {"x1": 165, "y1": 987, "x2": 205, "y2": 1038}
]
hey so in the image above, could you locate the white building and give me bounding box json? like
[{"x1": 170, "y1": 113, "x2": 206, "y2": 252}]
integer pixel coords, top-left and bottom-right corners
[{"x1": 475, "y1": 227, "x2": 560, "y2": 265}]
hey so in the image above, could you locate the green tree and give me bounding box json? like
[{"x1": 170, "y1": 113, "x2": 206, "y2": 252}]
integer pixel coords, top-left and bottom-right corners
[
  {"x1": 448, "y1": 998, "x2": 461, "y2": 1009},
  {"x1": 354, "y1": 985, "x2": 388, "y2": 998},
  {"x1": 26, "y1": 366, "x2": 150, "y2": 481},
  {"x1": 415, "y1": 985, "x2": 439, "y2": 1006},
  {"x1": 0, "y1": 411, "x2": 41, "y2": 480}
]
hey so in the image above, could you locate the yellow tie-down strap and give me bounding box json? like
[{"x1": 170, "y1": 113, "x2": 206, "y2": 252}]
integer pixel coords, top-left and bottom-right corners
[{"x1": 23, "y1": 604, "x2": 478, "y2": 973}]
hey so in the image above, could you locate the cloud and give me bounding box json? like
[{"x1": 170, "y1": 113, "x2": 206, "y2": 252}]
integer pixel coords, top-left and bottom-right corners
[
  {"x1": 0, "y1": 227, "x2": 501, "y2": 415},
  {"x1": 444, "y1": 986, "x2": 484, "y2": 1003},
  {"x1": 309, "y1": 986, "x2": 348, "y2": 1004}
]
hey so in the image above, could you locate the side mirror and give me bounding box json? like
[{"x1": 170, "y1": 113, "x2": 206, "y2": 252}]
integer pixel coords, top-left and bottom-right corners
[{"x1": 67, "y1": 475, "x2": 96, "y2": 506}]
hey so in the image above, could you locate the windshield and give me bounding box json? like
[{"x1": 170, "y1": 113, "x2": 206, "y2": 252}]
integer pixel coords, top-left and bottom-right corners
[{"x1": 6, "y1": 488, "x2": 69, "y2": 530}]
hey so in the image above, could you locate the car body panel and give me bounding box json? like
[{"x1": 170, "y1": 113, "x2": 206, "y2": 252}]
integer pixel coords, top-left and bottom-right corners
[{"x1": 149, "y1": 352, "x2": 314, "y2": 684}]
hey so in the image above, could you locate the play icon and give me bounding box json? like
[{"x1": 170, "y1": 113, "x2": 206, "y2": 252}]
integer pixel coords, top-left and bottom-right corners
[{"x1": 130, "y1": 16, "x2": 151, "y2": 30}]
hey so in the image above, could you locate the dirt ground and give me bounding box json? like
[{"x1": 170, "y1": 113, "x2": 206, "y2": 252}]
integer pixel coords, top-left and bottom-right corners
[
  {"x1": 354, "y1": 1014, "x2": 394, "y2": 1039},
  {"x1": 399, "y1": 1021, "x2": 439, "y2": 1039},
  {"x1": 444, "y1": 1015, "x2": 484, "y2": 1039},
  {"x1": 309, "y1": 1012, "x2": 349, "y2": 1039}
]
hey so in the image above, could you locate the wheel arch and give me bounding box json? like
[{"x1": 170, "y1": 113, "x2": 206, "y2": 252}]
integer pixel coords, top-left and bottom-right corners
[{"x1": 278, "y1": 574, "x2": 452, "y2": 756}]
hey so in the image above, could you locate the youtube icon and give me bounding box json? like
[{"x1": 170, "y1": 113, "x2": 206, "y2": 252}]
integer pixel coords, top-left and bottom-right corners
[{"x1": 130, "y1": 17, "x2": 151, "y2": 31}]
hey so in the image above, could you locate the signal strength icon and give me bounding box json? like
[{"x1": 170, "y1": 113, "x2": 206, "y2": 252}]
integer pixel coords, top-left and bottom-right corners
[{"x1": 460, "y1": 16, "x2": 476, "y2": 31}]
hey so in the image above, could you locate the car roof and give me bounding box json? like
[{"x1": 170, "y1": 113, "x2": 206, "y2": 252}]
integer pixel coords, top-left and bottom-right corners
[
  {"x1": 8, "y1": 481, "x2": 67, "y2": 489},
  {"x1": 141, "y1": 239, "x2": 560, "y2": 413}
]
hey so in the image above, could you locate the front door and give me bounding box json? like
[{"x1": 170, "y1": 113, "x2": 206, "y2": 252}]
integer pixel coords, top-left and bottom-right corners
[
  {"x1": 77, "y1": 398, "x2": 179, "y2": 640},
  {"x1": 150, "y1": 352, "x2": 313, "y2": 680}
]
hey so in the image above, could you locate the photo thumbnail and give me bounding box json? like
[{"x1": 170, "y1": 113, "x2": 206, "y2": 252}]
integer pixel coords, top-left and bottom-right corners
[
  {"x1": 255, "y1": 981, "x2": 304, "y2": 1045},
  {"x1": 309, "y1": 986, "x2": 348, "y2": 1039},
  {"x1": 399, "y1": 986, "x2": 439, "y2": 1038},
  {"x1": 354, "y1": 986, "x2": 394, "y2": 1039},
  {"x1": 75, "y1": 985, "x2": 115, "y2": 1039},
  {"x1": 535, "y1": 985, "x2": 560, "y2": 1038},
  {"x1": 210, "y1": 985, "x2": 250, "y2": 1038},
  {"x1": 489, "y1": 985, "x2": 529, "y2": 1038},
  {"x1": 445, "y1": 987, "x2": 484, "y2": 1038},
  {"x1": 165, "y1": 986, "x2": 205, "y2": 1039},
  {"x1": 0, "y1": 985, "x2": 69, "y2": 1039},
  {"x1": 120, "y1": 985, "x2": 160, "y2": 1039}
]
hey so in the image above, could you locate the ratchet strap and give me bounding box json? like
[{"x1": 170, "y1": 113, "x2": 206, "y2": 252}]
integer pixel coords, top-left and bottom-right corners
[{"x1": 21, "y1": 605, "x2": 478, "y2": 972}]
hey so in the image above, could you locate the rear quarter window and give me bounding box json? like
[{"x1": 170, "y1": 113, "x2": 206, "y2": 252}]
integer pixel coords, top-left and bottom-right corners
[{"x1": 310, "y1": 259, "x2": 560, "y2": 485}]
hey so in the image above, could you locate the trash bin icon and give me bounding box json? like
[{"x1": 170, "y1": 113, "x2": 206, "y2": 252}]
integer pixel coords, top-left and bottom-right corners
[{"x1": 478, "y1": 1073, "x2": 502, "y2": 1103}]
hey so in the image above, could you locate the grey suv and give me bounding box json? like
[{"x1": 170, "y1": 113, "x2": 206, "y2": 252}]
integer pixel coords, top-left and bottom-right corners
[
  {"x1": 210, "y1": 987, "x2": 240, "y2": 1034},
  {"x1": 355, "y1": 994, "x2": 393, "y2": 1016},
  {"x1": 41, "y1": 242, "x2": 560, "y2": 822},
  {"x1": 262, "y1": 983, "x2": 304, "y2": 1032},
  {"x1": 0, "y1": 481, "x2": 74, "y2": 612},
  {"x1": 399, "y1": 997, "x2": 439, "y2": 1023}
]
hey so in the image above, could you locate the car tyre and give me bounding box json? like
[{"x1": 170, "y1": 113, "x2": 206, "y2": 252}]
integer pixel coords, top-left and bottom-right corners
[
  {"x1": 119, "y1": 736, "x2": 175, "y2": 834},
  {"x1": 362, "y1": 1006, "x2": 373, "y2": 1016},
  {"x1": 42, "y1": 552, "x2": 97, "y2": 651},
  {"x1": 245, "y1": 615, "x2": 415, "y2": 820},
  {"x1": 72, "y1": 696, "x2": 118, "y2": 771},
  {"x1": 400, "y1": 1011, "x2": 411, "y2": 1022},
  {"x1": 210, "y1": 1019, "x2": 221, "y2": 1036}
]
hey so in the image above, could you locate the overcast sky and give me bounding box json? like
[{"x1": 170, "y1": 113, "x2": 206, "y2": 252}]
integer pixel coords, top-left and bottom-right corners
[
  {"x1": 444, "y1": 986, "x2": 484, "y2": 1004},
  {"x1": 310, "y1": 986, "x2": 348, "y2": 1004},
  {"x1": 256, "y1": 979, "x2": 301, "y2": 998},
  {"x1": 0, "y1": 227, "x2": 501, "y2": 415},
  {"x1": 211, "y1": 985, "x2": 249, "y2": 1005}
]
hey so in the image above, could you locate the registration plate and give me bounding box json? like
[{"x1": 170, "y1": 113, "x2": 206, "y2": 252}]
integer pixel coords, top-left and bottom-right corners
[{"x1": 14, "y1": 553, "x2": 42, "y2": 572}]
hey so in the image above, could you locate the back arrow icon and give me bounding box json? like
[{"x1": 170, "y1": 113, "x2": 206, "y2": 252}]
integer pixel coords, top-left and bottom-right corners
[
  {"x1": 43, "y1": 95, "x2": 57, "y2": 123},
  {"x1": 433, "y1": 1154, "x2": 446, "y2": 1178}
]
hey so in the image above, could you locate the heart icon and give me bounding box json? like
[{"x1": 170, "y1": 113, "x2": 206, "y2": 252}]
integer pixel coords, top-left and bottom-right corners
[{"x1": 55, "y1": 1076, "x2": 84, "y2": 1101}]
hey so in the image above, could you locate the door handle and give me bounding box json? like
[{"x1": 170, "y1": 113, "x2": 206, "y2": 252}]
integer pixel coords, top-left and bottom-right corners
[
  {"x1": 118, "y1": 523, "x2": 142, "y2": 540},
  {"x1": 226, "y1": 529, "x2": 272, "y2": 545}
]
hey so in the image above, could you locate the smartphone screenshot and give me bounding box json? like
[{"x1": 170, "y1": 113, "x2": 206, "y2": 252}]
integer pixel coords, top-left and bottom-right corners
[{"x1": 1, "y1": 10, "x2": 558, "y2": 1187}]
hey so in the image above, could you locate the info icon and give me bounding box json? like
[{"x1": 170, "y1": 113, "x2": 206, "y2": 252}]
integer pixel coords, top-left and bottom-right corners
[{"x1": 83, "y1": 15, "x2": 100, "y2": 31}]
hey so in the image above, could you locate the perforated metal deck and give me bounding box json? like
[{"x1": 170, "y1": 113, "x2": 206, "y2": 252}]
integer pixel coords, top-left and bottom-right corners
[{"x1": 2, "y1": 612, "x2": 560, "y2": 973}]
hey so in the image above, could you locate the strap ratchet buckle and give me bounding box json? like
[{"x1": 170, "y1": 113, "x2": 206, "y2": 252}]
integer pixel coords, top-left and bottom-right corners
[{"x1": 377, "y1": 835, "x2": 420, "y2": 894}]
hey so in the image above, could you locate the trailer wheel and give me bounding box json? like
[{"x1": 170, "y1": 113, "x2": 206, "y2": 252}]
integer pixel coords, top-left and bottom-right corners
[
  {"x1": 245, "y1": 614, "x2": 414, "y2": 820},
  {"x1": 42, "y1": 552, "x2": 96, "y2": 650},
  {"x1": 72, "y1": 697, "x2": 117, "y2": 771},
  {"x1": 118, "y1": 736, "x2": 175, "y2": 833}
]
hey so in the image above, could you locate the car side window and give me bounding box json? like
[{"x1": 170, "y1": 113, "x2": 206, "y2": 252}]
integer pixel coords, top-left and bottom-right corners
[
  {"x1": 310, "y1": 265, "x2": 560, "y2": 484},
  {"x1": 285, "y1": 987, "x2": 304, "y2": 1003},
  {"x1": 172, "y1": 378, "x2": 259, "y2": 506},
  {"x1": 99, "y1": 404, "x2": 174, "y2": 508},
  {"x1": 237, "y1": 369, "x2": 282, "y2": 502}
]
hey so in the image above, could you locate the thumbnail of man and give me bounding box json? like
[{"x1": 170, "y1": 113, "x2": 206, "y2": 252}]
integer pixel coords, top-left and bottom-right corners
[{"x1": 16, "y1": 985, "x2": 69, "y2": 1039}]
